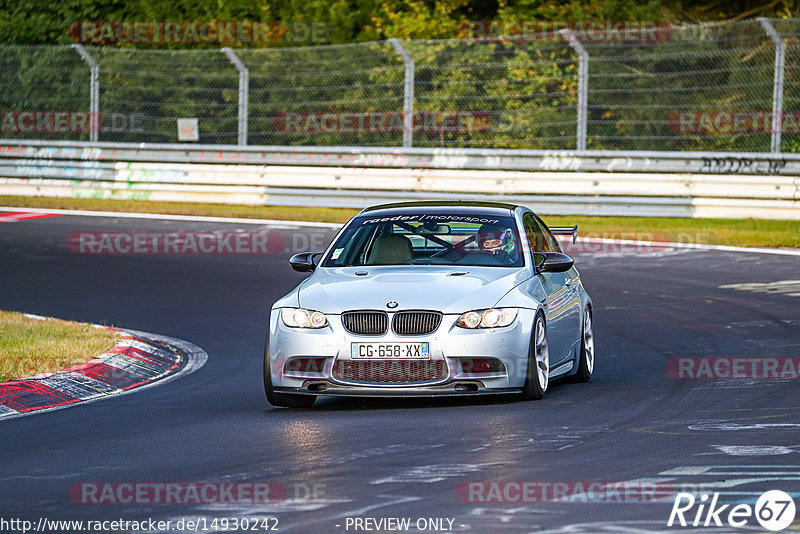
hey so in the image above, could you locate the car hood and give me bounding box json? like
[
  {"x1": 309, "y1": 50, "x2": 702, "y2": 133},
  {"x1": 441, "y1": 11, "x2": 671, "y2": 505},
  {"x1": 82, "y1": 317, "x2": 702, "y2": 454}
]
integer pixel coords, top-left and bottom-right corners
[{"x1": 297, "y1": 266, "x2": 531, "y2": 314}]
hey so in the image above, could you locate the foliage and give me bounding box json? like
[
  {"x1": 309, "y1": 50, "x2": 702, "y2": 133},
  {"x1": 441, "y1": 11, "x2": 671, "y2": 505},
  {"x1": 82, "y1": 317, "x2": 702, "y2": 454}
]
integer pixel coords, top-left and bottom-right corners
[
  {"x1": 1, "y1": 2, "x2": 798, "y2": 151},
  {"x1": 3, "y1": 0, "x2": 800, "y2": 46}
]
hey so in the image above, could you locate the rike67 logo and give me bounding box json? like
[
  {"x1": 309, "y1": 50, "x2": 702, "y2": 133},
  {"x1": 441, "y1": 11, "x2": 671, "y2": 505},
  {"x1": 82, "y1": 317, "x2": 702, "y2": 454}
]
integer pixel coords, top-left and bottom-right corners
[{"x1": 668, "y1": 490, "x2": 796, "y2": 531}]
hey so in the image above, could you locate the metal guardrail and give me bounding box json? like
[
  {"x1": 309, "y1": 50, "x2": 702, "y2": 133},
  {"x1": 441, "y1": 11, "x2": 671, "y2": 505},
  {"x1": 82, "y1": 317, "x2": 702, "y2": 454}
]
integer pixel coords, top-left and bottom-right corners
[
  {"x1": 2, "y1": 162, "x2": 798, "y2": 199},
  {"x1": 0, "y1": 140, "x2": 798, "y2": 219},
  {"x1": 2, "y1": 139, "x2": 800, "y2": 174}
]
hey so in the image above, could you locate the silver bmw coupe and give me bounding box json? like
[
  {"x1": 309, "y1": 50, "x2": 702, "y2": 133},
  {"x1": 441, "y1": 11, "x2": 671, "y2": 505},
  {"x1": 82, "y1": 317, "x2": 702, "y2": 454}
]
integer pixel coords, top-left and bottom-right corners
[{"x1": 264, "y1": 201, "x2": 594, "y2": 407}]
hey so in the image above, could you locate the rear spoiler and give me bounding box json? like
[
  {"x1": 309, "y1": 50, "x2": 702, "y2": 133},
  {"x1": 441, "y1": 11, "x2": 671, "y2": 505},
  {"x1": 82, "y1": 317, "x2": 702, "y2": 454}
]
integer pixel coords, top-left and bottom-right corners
[{"x1": 549, "y1": 225, "x2": 578, "y2": 244}]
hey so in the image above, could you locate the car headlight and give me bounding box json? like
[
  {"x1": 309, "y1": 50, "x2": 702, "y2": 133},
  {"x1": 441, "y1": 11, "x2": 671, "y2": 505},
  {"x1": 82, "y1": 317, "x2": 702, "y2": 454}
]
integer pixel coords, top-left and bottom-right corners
[
  {"x1": 456, "y1": 308, "x2": 517, "y2": 329},
  {"x1": 281, "y1": 308, "x2": 328, "y2": 329}
]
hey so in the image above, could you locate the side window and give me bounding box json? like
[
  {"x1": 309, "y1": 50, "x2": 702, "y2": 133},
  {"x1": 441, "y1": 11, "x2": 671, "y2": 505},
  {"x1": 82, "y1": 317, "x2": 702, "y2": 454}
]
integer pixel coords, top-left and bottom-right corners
[
  {"x1": 534, "y1": 215, "x2": 561, "y2": 253},
  {"x1": 523, "y1": 213, "x2": 553, "y2": 253}
]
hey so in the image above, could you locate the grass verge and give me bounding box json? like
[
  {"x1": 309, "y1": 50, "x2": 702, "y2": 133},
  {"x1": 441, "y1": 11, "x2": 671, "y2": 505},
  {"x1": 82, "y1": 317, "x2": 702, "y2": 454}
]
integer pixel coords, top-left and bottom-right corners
[
  {"x1": 0, "y1": 311, "x2": 120, "y2": 382},
  {"x1": 1, "y1": 195, "x2": 798, "y2": 249},
  {"x1": 540, "y1": 215, "x2": 800, "y2": 249},
  {"x1": 0, "y1": 195, "x2": 359, "y2": 224}
]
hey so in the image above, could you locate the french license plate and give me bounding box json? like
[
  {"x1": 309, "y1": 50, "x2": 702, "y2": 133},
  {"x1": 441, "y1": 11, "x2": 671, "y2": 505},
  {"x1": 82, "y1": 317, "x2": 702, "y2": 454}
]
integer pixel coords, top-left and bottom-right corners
[{"x1": 351, "y1": 342, "x2": 429, "y2": 359}]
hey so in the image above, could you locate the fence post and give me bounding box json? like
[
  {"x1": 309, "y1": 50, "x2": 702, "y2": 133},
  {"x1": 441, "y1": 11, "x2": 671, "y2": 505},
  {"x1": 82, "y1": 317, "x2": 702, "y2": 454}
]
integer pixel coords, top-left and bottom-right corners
[
  {"x1": 560, "y1": 29, "x2": 588, "y2": 151},
  {"x1": 389, "y1": 38, "x2": 415, "y2": 148},
  {"x1": 758, "y1": 17, "x2": 785, "y2": 154},
  {"x1": 222, "y1": 48, "x2": 249, "y2": 146},
  {"x1": 71, "y1": 44, "x2": 99, "y2": 143}
]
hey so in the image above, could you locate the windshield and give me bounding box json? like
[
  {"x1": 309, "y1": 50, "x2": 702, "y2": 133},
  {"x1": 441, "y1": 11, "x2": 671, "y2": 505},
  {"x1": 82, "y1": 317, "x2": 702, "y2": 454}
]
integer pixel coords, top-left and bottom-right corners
[{"x1": 322, "y1": 213, "x2": 524, "y2": 267}]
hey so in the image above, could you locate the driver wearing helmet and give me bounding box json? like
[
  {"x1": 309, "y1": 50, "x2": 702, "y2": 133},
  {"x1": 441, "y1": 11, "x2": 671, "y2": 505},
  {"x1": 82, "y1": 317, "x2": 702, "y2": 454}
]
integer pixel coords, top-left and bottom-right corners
[{"x1": 476, "y1": 224, "x2": 516, "y2": 260}]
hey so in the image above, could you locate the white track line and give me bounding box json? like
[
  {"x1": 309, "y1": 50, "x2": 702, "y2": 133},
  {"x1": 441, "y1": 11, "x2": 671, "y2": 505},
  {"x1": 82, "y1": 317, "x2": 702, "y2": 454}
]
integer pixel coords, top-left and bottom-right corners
[
  {"x1": 2, "y1": 205, "x2": 799, "y2": 256},
  {"x1": 0, "y1": 206, "x2": 341, "y2": 229},
  {"x1": 566, "y1": 236, "x2": 800, "y2": 257}
]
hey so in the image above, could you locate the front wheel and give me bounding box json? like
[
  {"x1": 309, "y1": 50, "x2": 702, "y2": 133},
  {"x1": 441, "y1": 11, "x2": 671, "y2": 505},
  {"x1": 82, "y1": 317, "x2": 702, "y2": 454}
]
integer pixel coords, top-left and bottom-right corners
[
  {"x1": 521, "y1": 313, "x2": 549, "y2": 400},
  {"x1": 573, "y1": 306, "x2": 594, "y2": 383},
  {"x1": 263, "y1": 342, "x2": 316, "y2": 408}
]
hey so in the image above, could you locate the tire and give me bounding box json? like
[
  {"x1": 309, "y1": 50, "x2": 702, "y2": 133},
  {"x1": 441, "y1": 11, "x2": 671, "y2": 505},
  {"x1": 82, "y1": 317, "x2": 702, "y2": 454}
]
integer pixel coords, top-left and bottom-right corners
[
  {"x1": 573, "y1": 306, "x2": 594, "y2": 383},
  {"x1": 521, "y1": 313, "x2": 549, "y2": 401},
  {"x1": 263, "y1": 341, "x2": 316, "y2": 408}
]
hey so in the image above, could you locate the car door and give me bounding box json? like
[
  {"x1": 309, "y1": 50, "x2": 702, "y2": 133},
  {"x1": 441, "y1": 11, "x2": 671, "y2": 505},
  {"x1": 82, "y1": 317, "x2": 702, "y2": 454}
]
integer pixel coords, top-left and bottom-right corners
[
  {"x1": 523, "y1": 213, "x2": 574, "y2": 365},
  {"x1": 535, "y1": 214, "x2": 582, "y2": 357}
]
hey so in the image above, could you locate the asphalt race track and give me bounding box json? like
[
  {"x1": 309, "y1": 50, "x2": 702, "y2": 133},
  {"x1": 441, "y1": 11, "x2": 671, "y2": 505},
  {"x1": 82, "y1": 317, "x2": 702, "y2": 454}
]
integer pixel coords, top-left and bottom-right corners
[{"x1": 1, "y1": 211, "x2": 799, "y2": 533}]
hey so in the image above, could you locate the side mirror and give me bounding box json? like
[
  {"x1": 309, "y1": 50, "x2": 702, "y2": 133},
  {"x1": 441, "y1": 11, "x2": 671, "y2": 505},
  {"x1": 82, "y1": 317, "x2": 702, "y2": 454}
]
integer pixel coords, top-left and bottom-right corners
[
  {"x1": 289, "y1": 252, "x2": 320, "y2": 272},
  {"x1": 535, "y1": 252, "x2": 574, "y2": 273}
]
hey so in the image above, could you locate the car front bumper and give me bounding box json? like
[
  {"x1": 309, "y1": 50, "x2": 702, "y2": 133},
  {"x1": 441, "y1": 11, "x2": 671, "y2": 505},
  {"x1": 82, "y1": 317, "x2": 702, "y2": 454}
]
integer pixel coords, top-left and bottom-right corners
[{"x1": 267, "y1": 308, "x2": 536, "y2": 397}]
